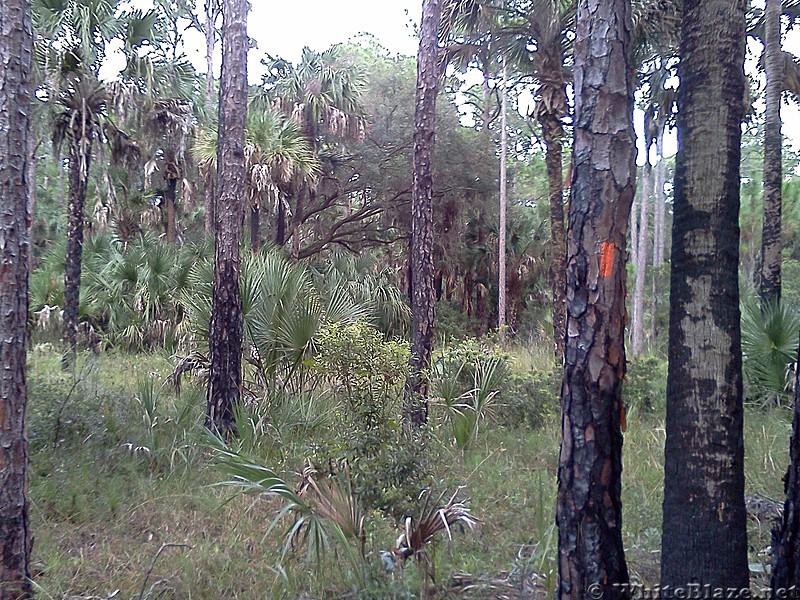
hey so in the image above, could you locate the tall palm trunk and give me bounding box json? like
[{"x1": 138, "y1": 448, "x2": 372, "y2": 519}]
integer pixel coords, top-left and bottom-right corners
[
  {"x1": 539, "y1": 96, "x2": 568, "y2": 361},
  {"x1": 63, "y1": 130, "x2": 93, "y2": 367},
  {"x1": 556, "y1": 0, "x2": 635, "y2": 596},
  {"x1": 0, "y1": 0, "x2": 33, "y2": 593},
  {"x1": 760, "y1": 0, "x2": 783, "y2": 304},
  {"x1": 206, "y1": 0, "x2": 248, "y2": 434},
  {"x1": 250, "y1": 201, "x2": 260, "y2": 253},
  {"x1": 632, "y1": 160, "x2": 651, "y2": 357},
  {"x1": 498, "y1": 60, "x2": 508, "y2": 342},
  {"x1": 403, "y1": 0, "x2": 441, "y2": 433},
  {"x1": 660, "y1": 0, "x2": 749, "y2": 589},
  {"x1": 164, "y1": 177, "x2": 177, "y2": 244},
  {"x1": 772, "y1": 338, "x2": 800, "y2": 594}
]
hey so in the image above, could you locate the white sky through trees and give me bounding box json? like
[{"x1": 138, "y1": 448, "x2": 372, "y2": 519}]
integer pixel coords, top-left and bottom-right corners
[{"x1": 112, "y1": 0, "x2": 800, "y2": 159}]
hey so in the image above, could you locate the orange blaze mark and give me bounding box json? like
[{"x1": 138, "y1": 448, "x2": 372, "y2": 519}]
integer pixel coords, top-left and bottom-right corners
[{"x1": 600, "y1": 241, "x2": 615, "y2": 278}]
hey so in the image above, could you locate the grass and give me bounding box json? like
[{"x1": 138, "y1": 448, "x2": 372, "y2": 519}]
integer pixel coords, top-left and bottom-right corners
[{"x1": 24, "y1": 344, "x2": 794, "y2": 599}]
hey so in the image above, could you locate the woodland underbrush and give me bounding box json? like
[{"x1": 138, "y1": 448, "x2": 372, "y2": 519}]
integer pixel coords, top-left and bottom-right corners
[{"x1": 24, "y1": 341, "x2": 792, "y2": 599}]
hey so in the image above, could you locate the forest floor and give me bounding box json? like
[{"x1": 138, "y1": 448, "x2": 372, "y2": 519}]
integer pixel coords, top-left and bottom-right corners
[{"x1": 25, "y1": 344, "x2": 789, "y2": 599}]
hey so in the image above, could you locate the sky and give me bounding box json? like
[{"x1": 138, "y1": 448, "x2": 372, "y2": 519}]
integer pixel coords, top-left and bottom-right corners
[{"x1": 119, "y1": 0, "x2": 800, "y2": 160}]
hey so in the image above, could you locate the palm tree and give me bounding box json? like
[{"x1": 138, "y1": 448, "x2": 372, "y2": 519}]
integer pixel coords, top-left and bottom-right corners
[
  {"x1": 0, "y1": 0, "x2": 33, "y2": 593},
  {"x1": 660, "y1": 0, "x2": 750, "y2": 590},
  {"x1": 555, "y1": 0, "x2": 635, "y2": 596},
  {"x1": 34, "y1": 0, "x2": 122, "y2": 365},
  {"x1": 194, "y1": 108, "x2": 320, "y2": 253},
  {"x1": 760, "y1": 0, "x2": 783, "y2": 303},
  {"x1": 206, "y1": 0, "x2": 248, "y2": 434},
  {"x1": 403, "y1": 0, "x2": 442, "y2": 433},
  {"x1": 262, "y1": 46, "x2": 366, "y2": 259}
]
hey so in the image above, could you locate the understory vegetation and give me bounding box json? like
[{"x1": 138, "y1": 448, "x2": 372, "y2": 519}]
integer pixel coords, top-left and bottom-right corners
[{"x1": 25, "y1": 340, "x2": 790, "y2": 599}]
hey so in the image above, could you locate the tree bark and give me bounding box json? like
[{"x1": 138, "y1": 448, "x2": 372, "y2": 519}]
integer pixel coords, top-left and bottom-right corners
[
  {"x1": 0, "y1": 0, "x2": 33, "y2": 594},
  {"x1": 539, "y1": 101, "x2": 567, "y2": 362},
  {"x1": 660, "y1": 0, "x2": 749, "y2": 590},
  {"x1": 772, "y1": 338, "x2": 800, "y2": 594},
  {"x1": 164, "y1": 177, "x2": 177, "y2": 244},
  {"x1": 556, "y1": 0, "x2": 635, "y2": 596},
  {"x1": 250, "y1": 202, "x2": 260, "y2": 253},
  {"x1": 403, "y1": 0, "x2": 440, "y2": 433},
  {"x1": 206, "y1": 0, "x2": 248, "y2": 434},
  {"x1": 632, "y1": 161, "x2": 651, "y2": 357},
  {"x1": 498, "y1": 60, "x2": 508, "y2": 343},
  {"x1": 652, "y1": 124, "x2": 666, "y2": 268},
  {"x1": 760, "y1": 0, "x2": 783, "y2": 305},
  {"x1": 63, "y1": 131, "x2": 93, "y2": 368}
]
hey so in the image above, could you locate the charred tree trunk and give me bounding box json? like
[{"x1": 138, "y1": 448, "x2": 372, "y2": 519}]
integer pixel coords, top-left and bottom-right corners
[
  {"x1": 250, "y1": 202, "x2": 260, "y2": 253},
  {"x1": 660, "y1": 0, "x2": 749, "y2": 590},
  {"x1": 206, "y1": 0, "x2": 248, "y2": 434},
  {"x1": 164, "y1": 177, "x2": 177, "y2": 244},
  {"x1": 772, "y1": 338, "x2": 800, "y2": 594},
  {"x1": 0, "y1": 0, "x2": 33, "y2": 595},
  {"x1": 403, "y1": 0, "x2": 440, "y2": 433},
  {"x1": 760, "y1": 0, "x2": 783, "y2": 305},
  {"x1": 275, "y1": 198, "x2": 287, "y2": 247},
  {"x1": 63, "y1": 132, "x2": 93, "y2": 368},
  {"x1": 556, "y1": 0, "x2": 635, "y2": 596}
]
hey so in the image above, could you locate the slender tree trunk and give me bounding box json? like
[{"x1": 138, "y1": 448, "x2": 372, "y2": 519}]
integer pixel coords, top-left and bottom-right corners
[
  {"x1": 498, "y1": 60, "x2": 508, "y2": 342},
  {"x1": 164, "y1": 177, "x2": 177, "y2": 244},
  {"x1": 629, "y1": 185, "x2": 638, "y2": 268},
  {"x1": 63, "y1": 133, "x2": 93, "y2": 368},
  {"x1": 403, "y1": 0, "x2": 441, "y2": 433},
  {"x1": 0, "y1": 1, "x2": 33, "y2": 594},
  {"x1": 206, "y1": 0, "x2": 248, "y2": 434},
  {"x1": 653, "y1": 124, "x2": 666, "y2": 268},
  {"x1": 556, "y1": 0, "x2": 635, "y2": 596},
  {"x1": 275, "y1": 198, "x2": 286, "y2": 246},
  {"x1": 760, "y1": 0, "x2": 783, "y2": 305},
  {"x1": 250, "y1": 202, "x2": 260, "y2": 253},
  {"x1": 205, "y1": 0, "x2": 216, "y2": 104},
  {"x1": 632, "y1": 161, "x2": 651, "y2": 357},
  {"x1": 772, "y1": 338, "x2": 800, "y2": 594},
  {"x1": 204, "y1": 170, "x2": 215, "y2": 236},
  {"x1": 660, "y1": 0, "x2": 749, "y2": 590},
  {"x1": 291, "y1": 191, "x2": 304, "y2": 260}
]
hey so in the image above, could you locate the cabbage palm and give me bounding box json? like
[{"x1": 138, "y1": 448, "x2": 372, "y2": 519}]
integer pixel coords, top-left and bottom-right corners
[
  {"x1": 261, "y1": 45, "x2": 366, "y2": 258},
  {"x1": 34, "y1": 0, "x2": 124, "y2": 365},
  {"x1": 194, "y1": 108, "x2": 320, "y2": 252}
]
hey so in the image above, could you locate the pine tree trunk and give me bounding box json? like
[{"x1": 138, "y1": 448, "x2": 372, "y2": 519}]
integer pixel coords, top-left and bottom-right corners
[
  {"x1": 760, "y1": 0, "x2": 783, "y2": 305},
  {"x1": 403, "y1": 0, "x2": 440, "y2": 433},
  {"x1": 660, "y1": 0, "x2": 749, "y2": 589},
  {"x1": 0, "y1": 0, "x2": 33, "y2": 594},
  {"x1": 629, "y1": 186, "x2": 638, "y2": 269},
  {"x1": 498, "y1": 60, "x2": 508, "y2": 342},
  {"x1": 771, "y1": 339, "x2": 800, "y2": 594},
  {"x1": 63, "y1": 132, "x2": 93, "y2": 367},
  {"x1": 164, "y1": 177, "x2": 177, "y2": 244},
  {"x1": 206, "y1": 0, "x2": 248, "y2": 434},
  {"x1": 556, "y1": 0, "x2": 635, "y2": 596},
  {"x1": 632, "y1": 162, "x2": 651, "y2": 357}
]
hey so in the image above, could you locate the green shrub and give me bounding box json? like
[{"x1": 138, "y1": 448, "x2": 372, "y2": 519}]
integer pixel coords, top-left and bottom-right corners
[{"x1": 623, "y1": 355, "x2": 668, "y2": 414}]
